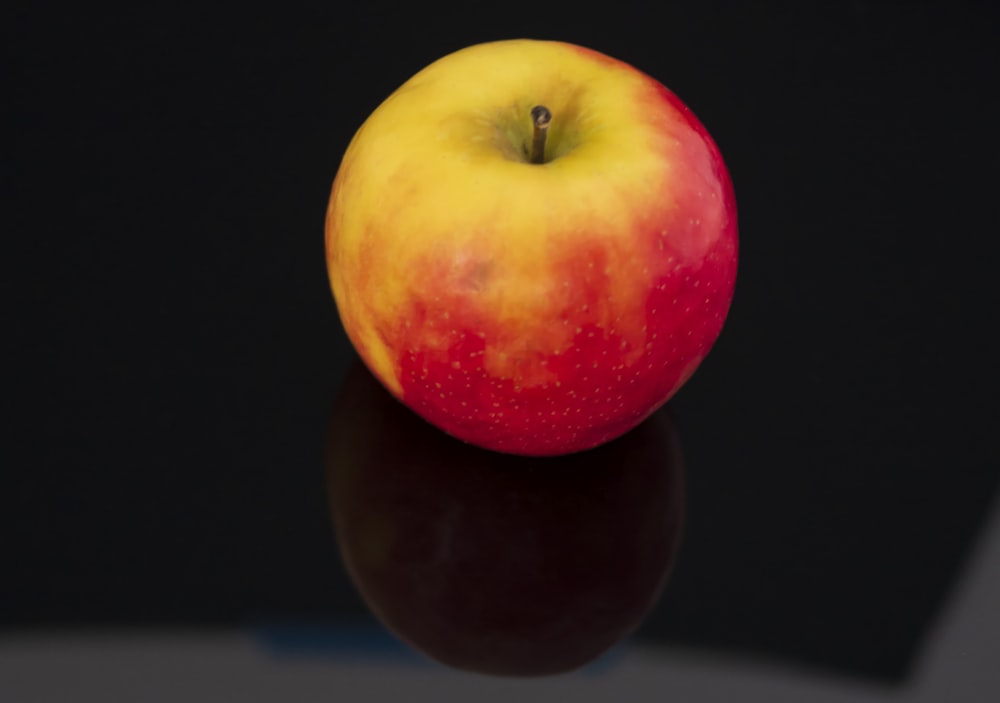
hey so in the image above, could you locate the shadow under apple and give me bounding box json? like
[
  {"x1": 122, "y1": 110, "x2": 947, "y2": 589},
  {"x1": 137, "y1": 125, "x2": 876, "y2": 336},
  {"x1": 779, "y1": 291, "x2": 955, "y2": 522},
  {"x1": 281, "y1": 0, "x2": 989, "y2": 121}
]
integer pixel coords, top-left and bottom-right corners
[{"x1": 325, "y1": 359, "x2": 686, "y2": 676}]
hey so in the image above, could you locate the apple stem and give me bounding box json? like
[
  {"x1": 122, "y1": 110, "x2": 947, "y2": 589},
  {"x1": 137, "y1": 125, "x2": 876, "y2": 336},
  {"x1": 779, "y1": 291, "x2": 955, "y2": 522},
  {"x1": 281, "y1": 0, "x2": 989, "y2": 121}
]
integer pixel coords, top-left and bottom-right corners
[{"x1": 530, "y1": 105, "x2": 551, "y2": 164}]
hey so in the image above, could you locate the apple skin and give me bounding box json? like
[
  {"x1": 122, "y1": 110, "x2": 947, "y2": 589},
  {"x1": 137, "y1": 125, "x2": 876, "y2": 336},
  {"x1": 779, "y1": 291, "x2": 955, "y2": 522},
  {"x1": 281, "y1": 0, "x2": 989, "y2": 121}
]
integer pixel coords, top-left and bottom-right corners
[
  {"x1": 325, "y1": 39, "x2": 737, "y2": 456},
  {"x1": 325, "y1": 360, "x2": 685, "y2": 676}
]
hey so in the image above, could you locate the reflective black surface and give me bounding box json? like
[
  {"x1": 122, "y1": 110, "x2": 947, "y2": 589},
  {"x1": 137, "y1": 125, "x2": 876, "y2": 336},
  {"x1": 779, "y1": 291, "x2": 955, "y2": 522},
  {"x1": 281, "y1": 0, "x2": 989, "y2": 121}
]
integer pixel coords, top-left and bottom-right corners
[{"x1": 5, "y1": 1, "x2": 999, "y2": 699}]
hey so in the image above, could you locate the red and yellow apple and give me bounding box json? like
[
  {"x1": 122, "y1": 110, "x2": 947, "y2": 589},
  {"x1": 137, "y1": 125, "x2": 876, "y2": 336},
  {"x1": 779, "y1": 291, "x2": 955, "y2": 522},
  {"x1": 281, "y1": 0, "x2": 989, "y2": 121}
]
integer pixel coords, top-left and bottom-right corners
[
  {"x1": 326, "y1": 360, "x2": 685, "y2": 676},
  {"x1": 325, "y1": 39, "x2": 737, "y2": 455}
]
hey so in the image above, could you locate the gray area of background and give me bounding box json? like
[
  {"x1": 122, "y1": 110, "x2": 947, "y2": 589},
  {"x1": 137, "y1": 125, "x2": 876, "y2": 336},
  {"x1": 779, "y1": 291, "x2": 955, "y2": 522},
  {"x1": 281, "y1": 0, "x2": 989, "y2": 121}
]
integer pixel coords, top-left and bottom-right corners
[{"x1": 2, "y1": 496, "x2": 996, "y2": 702}]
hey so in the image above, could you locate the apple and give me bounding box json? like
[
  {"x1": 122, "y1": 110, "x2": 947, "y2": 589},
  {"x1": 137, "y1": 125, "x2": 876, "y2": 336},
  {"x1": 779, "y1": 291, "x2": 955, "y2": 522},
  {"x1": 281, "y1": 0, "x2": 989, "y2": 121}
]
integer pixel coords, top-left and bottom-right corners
[
  {"x1": 325, "y1": 39, "x2": 737, "y2": 456},
  {"x1": 326, "y1": 360, "x2": 685, "y2": 676}
]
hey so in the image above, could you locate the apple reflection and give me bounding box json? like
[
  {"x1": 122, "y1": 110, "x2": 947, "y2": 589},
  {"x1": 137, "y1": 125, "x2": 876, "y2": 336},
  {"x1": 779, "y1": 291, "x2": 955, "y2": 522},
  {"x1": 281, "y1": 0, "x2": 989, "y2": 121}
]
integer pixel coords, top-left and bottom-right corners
[{"x1": 325, "y1": 360, "x2": 685, "y2": 676}]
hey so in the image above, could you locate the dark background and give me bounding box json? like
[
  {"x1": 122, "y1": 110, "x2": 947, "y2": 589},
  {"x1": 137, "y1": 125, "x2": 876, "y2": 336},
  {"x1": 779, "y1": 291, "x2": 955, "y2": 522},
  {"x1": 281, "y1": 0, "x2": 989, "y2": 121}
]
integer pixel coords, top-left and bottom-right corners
[{"x1": 5, "y1": 0, "x2": 999, "y2": 687}]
